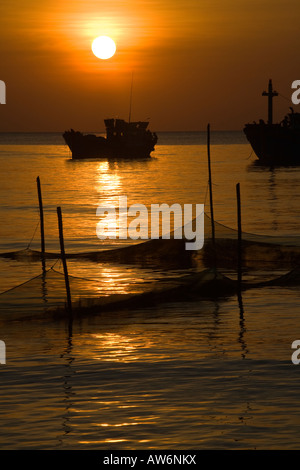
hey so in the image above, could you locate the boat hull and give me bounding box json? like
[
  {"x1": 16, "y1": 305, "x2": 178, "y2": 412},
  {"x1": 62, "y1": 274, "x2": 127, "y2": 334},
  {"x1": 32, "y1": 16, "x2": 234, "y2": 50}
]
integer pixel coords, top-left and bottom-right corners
[
  {"x1": 63, "y1": 130, "x2": 156, "y2": 159},
  {"x1": 244, "y1": 123, "x2": 300, "y2": 165}
]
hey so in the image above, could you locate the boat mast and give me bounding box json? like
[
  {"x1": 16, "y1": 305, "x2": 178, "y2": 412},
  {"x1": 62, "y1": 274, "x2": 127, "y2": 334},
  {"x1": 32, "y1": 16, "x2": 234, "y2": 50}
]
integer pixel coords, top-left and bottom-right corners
[
  {"x1": 128, "y1": 71, "x2": 134, "y2": 123},
  {"x1": 262, "y1": 79, "x2": 278, "y2": 125}
]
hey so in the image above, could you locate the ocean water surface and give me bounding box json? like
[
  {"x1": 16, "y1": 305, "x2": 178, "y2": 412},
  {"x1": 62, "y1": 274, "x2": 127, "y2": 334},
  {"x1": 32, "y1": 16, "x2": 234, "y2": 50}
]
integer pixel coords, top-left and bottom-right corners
[{"x1": 0, "y1": 131, "x2": 300, "y2": 449}]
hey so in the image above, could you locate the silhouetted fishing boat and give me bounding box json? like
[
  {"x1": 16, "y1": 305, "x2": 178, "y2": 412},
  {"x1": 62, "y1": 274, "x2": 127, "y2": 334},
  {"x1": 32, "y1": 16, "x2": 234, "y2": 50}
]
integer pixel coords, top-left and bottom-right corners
[
  {"x1": 63, "y1": 118, "x2": 157, "y2": 159},
  {"x1": 244, "y1": 79, "x2": 300, "y2": 165}
]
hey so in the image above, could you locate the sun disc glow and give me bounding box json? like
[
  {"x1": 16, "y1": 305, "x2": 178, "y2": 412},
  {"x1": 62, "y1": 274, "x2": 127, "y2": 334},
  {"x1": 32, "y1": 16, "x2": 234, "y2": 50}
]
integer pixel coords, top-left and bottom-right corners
[{"x1": 92, "y1": 36, "x2": 116, "y2": 60}]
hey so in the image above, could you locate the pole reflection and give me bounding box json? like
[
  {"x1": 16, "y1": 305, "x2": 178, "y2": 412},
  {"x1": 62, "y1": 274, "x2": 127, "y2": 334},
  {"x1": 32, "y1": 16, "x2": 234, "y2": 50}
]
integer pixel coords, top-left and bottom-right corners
[{"x1": 58, "y1": 320, "x2": 75, "y2": 445}]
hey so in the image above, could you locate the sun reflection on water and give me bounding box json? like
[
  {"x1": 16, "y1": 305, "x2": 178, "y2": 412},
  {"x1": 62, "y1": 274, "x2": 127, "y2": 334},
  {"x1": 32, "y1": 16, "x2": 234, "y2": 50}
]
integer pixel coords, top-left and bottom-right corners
[
  {"x1": 93, "y1": 422, "x2": 138, "y2": 427},
  {"x1": 95, "y1": 161, "x2": 122, "y2": 205},
  {"x1": 79, "y1": 439, "x2": 128, "y2": 444},
  {"x1": 90, "y1": 332, "x2": 151, "y2": 363}
]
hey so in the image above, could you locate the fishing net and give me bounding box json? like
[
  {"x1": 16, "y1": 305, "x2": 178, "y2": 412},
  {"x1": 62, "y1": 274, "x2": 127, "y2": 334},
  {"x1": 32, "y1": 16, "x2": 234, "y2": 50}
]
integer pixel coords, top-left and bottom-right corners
[
  {"x1": 0, "y1": 263, "x2": 239, "y2": 320},
  {"x1": 1, "y1": 212, "x2": 300, "y2": 320},
  {"x1": 1, "y1": 212, "x2": 300, "y2": 270}
]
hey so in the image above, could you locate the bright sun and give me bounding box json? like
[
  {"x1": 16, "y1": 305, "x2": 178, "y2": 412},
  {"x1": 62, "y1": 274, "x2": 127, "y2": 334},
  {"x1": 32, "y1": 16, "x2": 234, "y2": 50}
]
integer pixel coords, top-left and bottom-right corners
[{"x1": 92, "y1": 36, "x2": 116, "y2": 60}]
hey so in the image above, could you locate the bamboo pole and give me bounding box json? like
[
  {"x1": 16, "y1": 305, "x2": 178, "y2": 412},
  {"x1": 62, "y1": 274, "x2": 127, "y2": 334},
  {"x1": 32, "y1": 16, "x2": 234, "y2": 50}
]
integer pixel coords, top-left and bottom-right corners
[
  {"x1": 36, "y1": 176, "x2": 46, "y2": 274},
  {"x1": 207, "y1": 124, "x2": 216, "y2": 266},
  {"x1": 57, "y1": 207, "x2": 72, "y2": 315},
  {"x1": 236, "y1": 182, "x2": 245, "y2": 333},
  {"x1": 236, "y1": 183, "x2": 242, "y2": 290}
]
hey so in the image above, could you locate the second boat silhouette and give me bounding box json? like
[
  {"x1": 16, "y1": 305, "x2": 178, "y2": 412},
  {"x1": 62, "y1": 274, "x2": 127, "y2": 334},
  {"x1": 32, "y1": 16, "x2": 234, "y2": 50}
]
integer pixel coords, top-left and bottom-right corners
[{"x1": 244, "y1": 79, "x2": 300, "y2": 165}]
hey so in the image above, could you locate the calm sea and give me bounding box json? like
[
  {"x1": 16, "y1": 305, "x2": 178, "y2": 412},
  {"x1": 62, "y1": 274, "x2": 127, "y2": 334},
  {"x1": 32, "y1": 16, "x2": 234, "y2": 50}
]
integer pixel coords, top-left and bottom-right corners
[{"x1": 0, "y1": 131, "x2": 300, "y2": 450}]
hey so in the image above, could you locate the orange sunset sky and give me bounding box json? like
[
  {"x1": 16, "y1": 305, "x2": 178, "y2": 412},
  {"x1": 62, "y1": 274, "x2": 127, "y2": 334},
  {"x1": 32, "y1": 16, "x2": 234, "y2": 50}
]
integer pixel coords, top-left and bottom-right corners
[{"x1": 0, "y1": 0, "x2": 300, "y2": 132}]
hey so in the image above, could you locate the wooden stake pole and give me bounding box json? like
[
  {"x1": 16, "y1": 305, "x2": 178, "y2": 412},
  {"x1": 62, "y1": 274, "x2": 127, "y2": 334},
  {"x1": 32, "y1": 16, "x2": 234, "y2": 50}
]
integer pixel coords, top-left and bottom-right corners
[
  {"x1": 36, "y1": 176, "x2": 46, "y2": 274},
  {"x1": 57, "y1": 207, "x2": 72, "y2": 315},
  {"x1": 207, "y1": 124, "x2": 216, "y2": 266},
  {"x1": 236, "y1": 183, "x2": 242, "y2": 289}
]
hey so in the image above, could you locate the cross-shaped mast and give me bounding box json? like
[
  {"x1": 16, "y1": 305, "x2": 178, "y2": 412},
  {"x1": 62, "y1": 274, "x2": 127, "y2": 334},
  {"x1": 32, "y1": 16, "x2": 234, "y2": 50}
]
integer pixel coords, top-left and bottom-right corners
[{"x1": 262, "y1": 79, "x2": 278, "y2": 125}]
